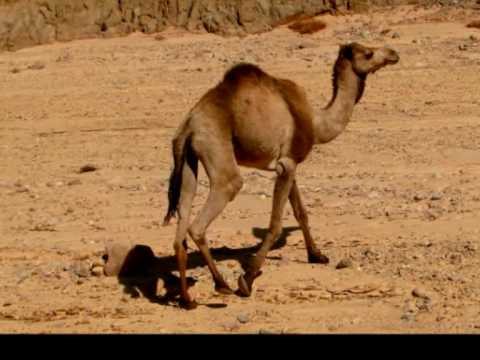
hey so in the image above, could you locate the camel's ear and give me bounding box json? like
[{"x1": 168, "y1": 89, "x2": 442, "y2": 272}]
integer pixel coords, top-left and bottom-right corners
[{"x1": 340, "y1": 44, "x2": 354, "y2": 60}]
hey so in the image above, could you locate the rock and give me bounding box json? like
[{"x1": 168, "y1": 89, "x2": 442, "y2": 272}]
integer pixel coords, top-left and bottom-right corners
[
  {"x1": 412, "y1": 287, "x2": 431, "y2": 300},
  {"x1": 258, "y1": 328, "x2": 276, "y2": 334},
  {"x1": 67, "y1": 179, "x2": 82, "y2": 186},
  {"x1": 0, "y1": 0, "x2": 336, "y2": 52},
  {"x1": 416, "y1": 298, "x2": 433, "y2": 312},
  {"x1": 103, "y1": 241, "x2": 155, "y2": 277},
  {"x1": 413, "y1": 193, "x2": 425, "y2": 201},
  {"x1": 401, "y1": 312, "x2": 416, "y2": 322},
  {"x1": 27, "y1": 61, "x2": 45, "y2": 70},
  {"x1": 367, "y1": 191, "x2": 380, "y2": 199},
  {"x1": 30, "y1": 222, "x2": 57, "y2": 232},
  {"x1": 423, "y1": 209, "x2": 438, "y2": 221},
  {"x1": 470, "y1": 35, "x2": 478, "y2": 42},
  {"x1": 237, "y1": 313, "x2": 250, "y2": 324},
  {"x1": 78, "y1": 164, "x2": 97, "y2": 173},
  {"x1": 430, "y1": 192, "x2": 443, "y2": 201},
  {"x1": 223, "y1": 322, "x2": 240, "y2": 331},
  {"x1": 458, "y1": 44, "x2": 468, "y2": 51},
  {"x1": 71, "y1": 261, "x2": 91, "y2": 278},
  {"x1": 335, "y1": 258, "x2": 353, "y2": 270},
  {"x1": 391, "y1": 32, "x2": 400, "y2": 39},
  {"x1": 359, "y1": 31, "x2": 370, "y2": 39},
  {"x1": 91, "y1": 266, "x2": 104, "y2": 277}
]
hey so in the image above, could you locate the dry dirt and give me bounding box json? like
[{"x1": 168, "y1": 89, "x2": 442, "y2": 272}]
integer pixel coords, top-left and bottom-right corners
[{"x1": 1, "y1": 6, "x2": 480, "y2": 333}]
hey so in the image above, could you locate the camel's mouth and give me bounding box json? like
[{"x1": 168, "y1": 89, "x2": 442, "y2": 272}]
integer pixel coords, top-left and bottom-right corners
[{"x1": 385, "y1": 51, "x2": 400, "y2": 65}]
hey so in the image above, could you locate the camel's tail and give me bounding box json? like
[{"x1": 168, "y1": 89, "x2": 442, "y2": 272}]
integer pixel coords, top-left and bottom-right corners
[{"x1": 163, "y1": 118, "x2": 192, "y2": 226}]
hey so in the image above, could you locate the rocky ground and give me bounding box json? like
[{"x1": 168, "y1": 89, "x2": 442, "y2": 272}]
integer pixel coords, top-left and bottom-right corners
[{"x1": 1, "y1": 5, "x2": 480, "y2": 333}]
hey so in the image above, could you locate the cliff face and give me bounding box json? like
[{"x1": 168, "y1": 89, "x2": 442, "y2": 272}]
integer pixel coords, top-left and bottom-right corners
[
  {"x1": 0, "y1": 0, "x2": 467, "y2": 52},
  {"x1": 0, "y1": 0, "x2": 335, "y2": 51}
]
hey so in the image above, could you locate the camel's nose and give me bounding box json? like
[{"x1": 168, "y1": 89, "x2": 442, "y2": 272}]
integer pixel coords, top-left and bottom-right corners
[{"x1": 385, "y1": 48, "x2": 400, "y2": 64}]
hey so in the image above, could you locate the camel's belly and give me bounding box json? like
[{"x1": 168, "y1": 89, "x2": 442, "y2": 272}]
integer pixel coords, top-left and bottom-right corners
[{"x1": 233, "y1": 138, "x2": 279, "y2": 170}]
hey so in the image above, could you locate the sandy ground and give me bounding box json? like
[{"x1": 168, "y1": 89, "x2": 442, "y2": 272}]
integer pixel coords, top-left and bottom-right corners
[{"x1": 1, "y1": 6, "x2": 480, "y2": 333}]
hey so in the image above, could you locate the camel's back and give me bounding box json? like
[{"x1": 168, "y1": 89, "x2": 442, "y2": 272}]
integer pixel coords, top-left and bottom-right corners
[{"x1": 188, "y1": 63, "x2": 315, "y2": 169}]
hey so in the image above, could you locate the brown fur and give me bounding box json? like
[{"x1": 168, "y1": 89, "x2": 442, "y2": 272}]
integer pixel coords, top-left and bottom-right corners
[
  {"x1": 327, "y1": 45, "x2": 366, "y2": 108},
  {"x1": 163, "y1": 42, "x2": 399, "y2": 309}
]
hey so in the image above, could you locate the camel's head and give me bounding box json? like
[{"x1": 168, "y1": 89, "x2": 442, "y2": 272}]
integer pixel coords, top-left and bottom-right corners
[{"x1": 339, "y1": 42, "x2": 399, "y2": 76}]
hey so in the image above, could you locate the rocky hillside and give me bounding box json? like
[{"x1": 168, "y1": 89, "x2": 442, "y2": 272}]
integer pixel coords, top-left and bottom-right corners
[{"x1": 0, "y1": 0, "x2": 475, "y2": 52}]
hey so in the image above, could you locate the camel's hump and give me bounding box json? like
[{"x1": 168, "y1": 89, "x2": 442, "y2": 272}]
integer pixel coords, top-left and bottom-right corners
[{"x1": 223, "y1": 63, "x2": 268, "y2": 84}]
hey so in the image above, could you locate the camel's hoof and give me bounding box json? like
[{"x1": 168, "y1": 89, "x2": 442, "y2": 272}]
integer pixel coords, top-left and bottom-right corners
[
  {"x1": 308, "y1": 251, "x2": 330, "y2": 264},
  {"x1": 179, "y1": 299, "x2": 198, "y2": 310},
  {"x1": 215, "y1": 284, "x2": 234, "y2": 295},
  {"x1": 236, "y1": 275, "x2": 252, "y2": 298}
]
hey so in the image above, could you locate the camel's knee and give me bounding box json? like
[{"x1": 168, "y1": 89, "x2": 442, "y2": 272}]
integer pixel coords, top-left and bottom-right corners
[
  {"x1": 218, "y1": 175, "x2": 243, "y2": 202},
  {"x1": 188, "y1": 226, "x2": 206, "y2": 246},
  {"x1": 276, "y1": 158, "x2": 296, "y2": 177},
  {"x1": 228, "y1": 175, "x2": 243, "y2": 200}
]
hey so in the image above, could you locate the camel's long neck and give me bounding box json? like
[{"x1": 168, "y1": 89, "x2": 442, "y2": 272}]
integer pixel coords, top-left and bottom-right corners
[{"x1": 314, "y1": 60, "x2": 365, "y2": 144}]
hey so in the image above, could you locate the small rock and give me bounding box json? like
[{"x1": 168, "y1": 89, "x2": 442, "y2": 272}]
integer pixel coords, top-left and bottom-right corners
[
  {"x1": 412, "y1": 287, "x2": 431, "y2": 300},
  {"x1": 78, "y1": 164, "x2": 97, "y2": 174},
  {"x1": 30, "y1": 221, "x2": 57, "y2": 232},
  {"x1": 416, "y1": 298, "x2": 433, "y2": 312},
  {"x1": 223, "y1": 322, "x2": 240, "y2": 331},
  {"x1": 367, "y1": 191, "x2": 380, "y2": 199},
  {"x1": 71, "y1": 261, "x2": 90, "y2": 278},
  {"x1": 258, "y1": 328, "x2": 276, "y2": 334},
  {"x1": 423, "y1": 209, "x2": 437, "y2": 221},
  {"x1": 28, "y1": 62, "x2": 45, "y2": 70},
  {"x1": 401, "y1": 312, "x2": 416, "y2": 322},
  {"x1": 154, "y1": 34, "x2": 166, "y2": 41},
  {"x1": 91, "y1": 266, "x2": 104, "y2": 277},
  {"x1": 413, "y1": 194, "x2": 425, "y2": 201},
  {"x1": 360, "y1": 31, "x2": 370, "y2": 39},
  {"x1": 10, "y1": 67, "x2": 21, "y2": 74},
  {"x1": 67, "y1": 179, "x2": 82, "y2": 186},
  {"x1": 336, "y1": 258, "x2": 353, "y2": 270},
  {"x1": 391, "y1": 32, "x2": 400, "y2": 39},
  {"x1": 430, "y1": 192, "x2": 443, "y2": 201},
  {"x1": 459, "y1": 44, "x2": 468, "y2": 51},
  {"x1": 470, "y1": 35, "x2": 478, "y2": 42},
  {"x1": 237, "y1": 313, "x2": 250, "y2": 324}
]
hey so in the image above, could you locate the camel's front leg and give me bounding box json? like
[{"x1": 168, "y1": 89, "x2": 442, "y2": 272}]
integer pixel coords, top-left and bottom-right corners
[
  {"x1": 289, "y1": 181, "x2": 329, "y2": 264},
  {"x1": 237, "y1": 158, "x2": 296, "y2": 297}
]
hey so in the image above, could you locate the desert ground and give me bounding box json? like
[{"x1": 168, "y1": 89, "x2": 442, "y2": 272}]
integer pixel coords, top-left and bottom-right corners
[{"x1": 1, "y1": 5, "x2": 480, "y2": 333}]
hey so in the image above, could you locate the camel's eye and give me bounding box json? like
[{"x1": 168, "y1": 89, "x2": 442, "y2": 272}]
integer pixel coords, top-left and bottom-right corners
[{"x1": 365, "y1": 51, "x2": 373, "y2": 60}]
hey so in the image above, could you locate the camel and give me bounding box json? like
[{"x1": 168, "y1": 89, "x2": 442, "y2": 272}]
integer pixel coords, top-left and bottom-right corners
[{"x1": 163, "y1": 42, "x2": 399, "y2": 309}]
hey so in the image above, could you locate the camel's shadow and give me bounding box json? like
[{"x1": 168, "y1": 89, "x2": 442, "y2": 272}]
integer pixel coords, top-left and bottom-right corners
[{"x1": 115, "y1": 226, "x2": 299, "y2": 308}]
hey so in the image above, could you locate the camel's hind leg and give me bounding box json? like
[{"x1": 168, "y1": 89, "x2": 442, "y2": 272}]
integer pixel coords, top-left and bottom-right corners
[
  {"x1": 173, "y1": 148, "x2": 198, "y2": 310},
  {"x1": 289, "y1": 181, "x2": 329, "y2": 264},
  {"x1": 187, "y1": 137, "x2": 243, "y2": 295}
]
